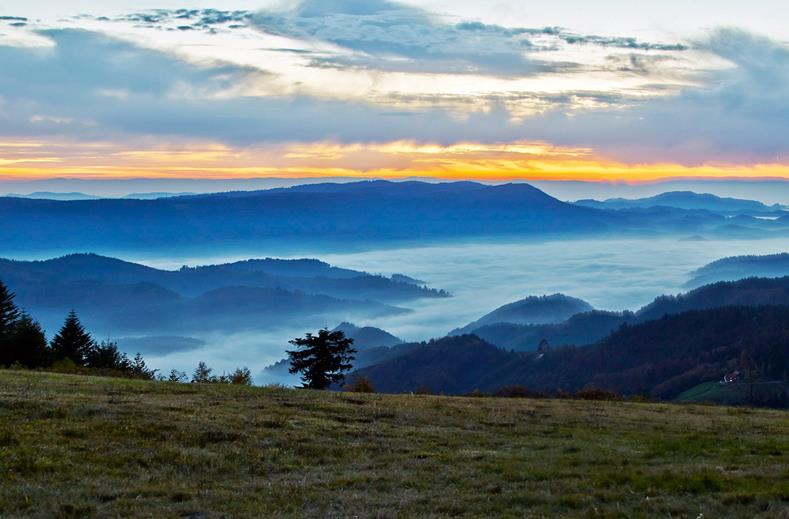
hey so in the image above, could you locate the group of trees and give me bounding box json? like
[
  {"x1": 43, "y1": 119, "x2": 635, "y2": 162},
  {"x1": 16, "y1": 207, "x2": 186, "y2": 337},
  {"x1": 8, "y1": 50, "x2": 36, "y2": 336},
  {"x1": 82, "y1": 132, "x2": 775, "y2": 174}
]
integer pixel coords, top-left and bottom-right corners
[
  {"x1": 0, "y1": 281, "x2": 155, "y2": 379},
  {"x1": 166, "y1": 362, "x2": 253, "y2": 385}
]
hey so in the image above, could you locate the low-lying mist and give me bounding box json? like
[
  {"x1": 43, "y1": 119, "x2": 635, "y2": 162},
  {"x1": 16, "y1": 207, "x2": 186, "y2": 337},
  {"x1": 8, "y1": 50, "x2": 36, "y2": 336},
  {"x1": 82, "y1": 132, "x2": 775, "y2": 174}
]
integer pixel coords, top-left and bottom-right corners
[{"x1": 126, "y1": 236, "x2": 789, "y2": 384}]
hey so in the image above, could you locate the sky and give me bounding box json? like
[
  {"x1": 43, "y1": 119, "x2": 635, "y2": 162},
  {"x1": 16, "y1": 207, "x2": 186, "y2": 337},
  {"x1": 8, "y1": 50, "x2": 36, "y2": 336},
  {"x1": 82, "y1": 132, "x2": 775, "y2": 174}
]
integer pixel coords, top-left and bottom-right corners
[{"x1": 1, "y1": 1, "x2": 789, "y2": 184}]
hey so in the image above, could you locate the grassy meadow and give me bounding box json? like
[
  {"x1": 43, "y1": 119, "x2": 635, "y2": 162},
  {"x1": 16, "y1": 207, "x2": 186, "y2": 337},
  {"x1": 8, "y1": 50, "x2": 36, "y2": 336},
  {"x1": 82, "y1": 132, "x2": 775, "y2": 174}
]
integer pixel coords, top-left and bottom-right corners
[{"x1": 0, "y1": 370, "x2": 787, "y2": 518}]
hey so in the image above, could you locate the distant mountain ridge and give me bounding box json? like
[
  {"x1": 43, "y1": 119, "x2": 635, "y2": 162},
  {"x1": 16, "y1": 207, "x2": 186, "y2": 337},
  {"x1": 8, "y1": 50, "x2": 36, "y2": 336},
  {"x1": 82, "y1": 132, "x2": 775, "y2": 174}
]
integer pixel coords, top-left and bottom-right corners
[
  {"x1": 6, "y1": 192, "x2": 101, "y2": 201},
  {"x1": 0, "y1": 253, "x2": 445, "y2": 336},
  {"x1": 450, "y1": 276, "x2": 789, "y2": 351},
  {"x1": 3, "y1": 181, "x2": 789, "y2": 254},
  {"x1": 0, "y1": 253, "x2": 446, "y2": 301},
  {"x1": 575, "y1": 191, "x2": 785, "y2": 214},
  {"x1": 686, "y1": 253, "x2": 789, "y2": 287},
  {"x1": 0, "y1": 181, "x2": 614, "y2": 253},
  {"x1": 5, "y1": 191, "x2": 195, "y2": 200}
]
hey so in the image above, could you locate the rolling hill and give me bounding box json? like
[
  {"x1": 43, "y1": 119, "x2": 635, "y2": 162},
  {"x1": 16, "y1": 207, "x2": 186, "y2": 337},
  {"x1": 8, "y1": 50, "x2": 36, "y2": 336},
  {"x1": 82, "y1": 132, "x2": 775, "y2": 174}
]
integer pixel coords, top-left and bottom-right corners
[
  {"x1": 3, "y1": 181, "x2": 787, "y2": 255},
  {"x1": 450, "y1": 294, "x2": 593, "y2": 335},
  {"x1": 686, "y1": 252, "x2": 789, "y2": 287},
  {"x1": 0, "y1": 254, "x2": 444, "y2": 335},
  {"x1": 357, "y1": 306, "x2": 789, "y2": 404},
  {"x1": 1, "y1": 370, "x2": 785, "y2": 517},
  {"x1": 0, "y1": 181, "x2": 614, "y2": 253},
  {"x1": 575, "y1": 191, "x2": 785, "y2": 214},
  {"x1": 465, "y1": 276, "x2": 789, "y2": 351}
]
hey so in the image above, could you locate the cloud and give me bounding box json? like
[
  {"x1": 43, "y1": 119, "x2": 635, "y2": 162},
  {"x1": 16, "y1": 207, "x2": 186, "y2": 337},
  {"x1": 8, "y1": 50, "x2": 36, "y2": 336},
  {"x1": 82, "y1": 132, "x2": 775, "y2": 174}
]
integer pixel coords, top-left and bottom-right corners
[
  {"x1": 100, "y1": 3, "x2": 688, "y2": 78},
  {"x1": 561, "y1": 34, "x2": 688, "y2": 52},
  {"x1": 248, "y1": 0, "x2": 688, "y2": 77},
  {"x1": 0, "y1": 6, "x2": 787, "y2": 167},
  {"x1": 522, "y1": 27, "x2": 789, "y2": 164},
  {"x1": 0, "y1": 28, "x2": 644, "y2": 147}
]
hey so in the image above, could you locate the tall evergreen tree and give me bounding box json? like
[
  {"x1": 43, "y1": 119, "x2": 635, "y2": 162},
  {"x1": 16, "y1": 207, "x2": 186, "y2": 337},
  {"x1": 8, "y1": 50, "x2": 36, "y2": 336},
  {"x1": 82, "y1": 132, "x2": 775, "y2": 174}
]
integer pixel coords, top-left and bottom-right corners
[
  {"x1": 0, "y1": 280, "x2": 20, "y2": 337},
  {"x1": 50, "y1": 310, "x2": 95, "y2": 366},
  {"x1": 0, "y1": 281, "x2": 22, "y2": 367},
  {"x1": 5, "y1": 313, "x2": 49, "y2": 368},
  {"x1": 287, "y1": 329, "x2": 356, "y2": 389},
  {"x1": 191, "y1": 361, "x2": 215, "y2": 383},
  {"x1": 85, "y1": 340, "x2": 128, "y2": 370}
]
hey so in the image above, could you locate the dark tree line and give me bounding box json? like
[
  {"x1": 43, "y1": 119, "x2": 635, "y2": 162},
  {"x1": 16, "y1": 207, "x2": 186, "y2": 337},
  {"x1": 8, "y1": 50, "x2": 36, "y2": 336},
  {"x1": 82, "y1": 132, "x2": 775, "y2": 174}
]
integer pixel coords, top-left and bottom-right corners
[{"x1": 0, "y1": 281, "x2": 154, "y2": 379}]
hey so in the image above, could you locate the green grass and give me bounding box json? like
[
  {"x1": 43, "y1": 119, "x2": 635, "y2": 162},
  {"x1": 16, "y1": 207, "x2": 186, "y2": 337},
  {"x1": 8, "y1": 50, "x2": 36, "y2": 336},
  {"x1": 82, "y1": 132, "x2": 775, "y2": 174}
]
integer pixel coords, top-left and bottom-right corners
[
  {"x1": 1, "y1": 370, "x2": 787, "y2": 518},
  {"x1": 678, "y1": 380, "x2": 789, "y2": 406}
]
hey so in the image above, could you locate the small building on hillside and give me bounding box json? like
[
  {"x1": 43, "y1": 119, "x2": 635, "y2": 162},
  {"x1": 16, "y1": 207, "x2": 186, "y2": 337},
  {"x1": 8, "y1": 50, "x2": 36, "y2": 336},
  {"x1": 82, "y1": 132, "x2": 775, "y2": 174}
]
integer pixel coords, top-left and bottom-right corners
[{"x1": 720, "y1": 370, "x2": 741, "y2": 385}]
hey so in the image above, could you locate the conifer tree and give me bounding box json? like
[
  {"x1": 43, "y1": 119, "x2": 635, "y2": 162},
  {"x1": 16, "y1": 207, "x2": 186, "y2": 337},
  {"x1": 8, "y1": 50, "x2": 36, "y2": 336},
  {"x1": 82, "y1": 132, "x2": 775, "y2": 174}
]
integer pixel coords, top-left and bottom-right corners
[
  {"x1": 50, "y1": 310, "x2": 95, "y2": 366},
  {"x1": 0, "y1": 281, "x2": 22, "y2": 367},
  {"x1": 129, "y1": 352, "x2": 155, "y2": 380},
  {"x1": 191, "y1": 361, "x2": 214, "y2": 383},
  {"x1": 6, "y1": 313, "x2": 49, "y2": 368},
  {"x1": 0, "y1": 280, "x2": 20, "y2": 338},
  {"x1": 85, "y1": 340, "x2": 127, "y2": 370},
  {"x1": 287, "y1": 329, "x2": 356, "y2": 389}
]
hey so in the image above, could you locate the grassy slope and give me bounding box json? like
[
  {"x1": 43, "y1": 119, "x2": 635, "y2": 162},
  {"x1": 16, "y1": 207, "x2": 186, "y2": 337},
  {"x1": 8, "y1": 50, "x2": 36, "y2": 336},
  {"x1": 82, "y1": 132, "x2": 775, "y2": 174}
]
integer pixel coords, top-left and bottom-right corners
[
  {"x1": 0, "y1": 371, "x2": 787, "y2": 518},
  {"x1": 677, "y1": 380, "x2": 789, "y2": 406}
]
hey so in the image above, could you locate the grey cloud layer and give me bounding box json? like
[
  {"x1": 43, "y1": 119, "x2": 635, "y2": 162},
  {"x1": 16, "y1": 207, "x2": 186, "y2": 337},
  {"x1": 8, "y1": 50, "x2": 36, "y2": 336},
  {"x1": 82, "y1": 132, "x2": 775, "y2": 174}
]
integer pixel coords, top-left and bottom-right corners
[
  {"x1": 0, "y1": 6, "x2": 787, "y2": 163},
  {"x1": 106, "y1": 1, "x2": 688, "y2": 77},
  {"x1": 527, "y1": 28, "x2": 789, "y2": 163}
]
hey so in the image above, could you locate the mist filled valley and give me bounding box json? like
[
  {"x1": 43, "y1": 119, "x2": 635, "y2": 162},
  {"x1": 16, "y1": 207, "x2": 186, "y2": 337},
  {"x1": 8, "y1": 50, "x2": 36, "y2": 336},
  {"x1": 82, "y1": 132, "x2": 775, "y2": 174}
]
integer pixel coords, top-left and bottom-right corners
[
  {"x1": 2, "y1": 179, "x2": 789, "y2": 403},
  {"x1": 131, "y1": 235, "x2": 782, "y2": 382}
]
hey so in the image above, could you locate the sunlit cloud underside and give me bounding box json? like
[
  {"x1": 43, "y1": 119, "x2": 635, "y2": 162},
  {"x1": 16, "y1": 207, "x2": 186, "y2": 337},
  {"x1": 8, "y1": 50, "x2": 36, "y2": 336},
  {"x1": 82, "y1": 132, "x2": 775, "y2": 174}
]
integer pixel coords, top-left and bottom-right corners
[{"x1": 1, "y1": 1, "x2": 788, "y2": 181}]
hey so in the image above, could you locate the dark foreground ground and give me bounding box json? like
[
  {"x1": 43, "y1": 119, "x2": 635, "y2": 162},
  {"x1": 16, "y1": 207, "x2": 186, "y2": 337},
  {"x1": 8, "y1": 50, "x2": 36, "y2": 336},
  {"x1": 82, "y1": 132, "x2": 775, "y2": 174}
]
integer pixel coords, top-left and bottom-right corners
[{"x1": 0, "y1": 370, "x2": 787, "y2": 518}]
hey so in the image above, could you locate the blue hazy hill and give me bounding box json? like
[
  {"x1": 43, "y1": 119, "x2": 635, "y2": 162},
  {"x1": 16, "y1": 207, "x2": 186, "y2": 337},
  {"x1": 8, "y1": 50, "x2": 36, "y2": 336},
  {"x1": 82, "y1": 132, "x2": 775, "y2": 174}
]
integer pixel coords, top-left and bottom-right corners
[
  {"x1": 3, "y1": 181, "x2": 787, "y2": 254},
  {"x1": 575, "y1": 191, "x2": 785, "y2": 214},
  {"x1": 686, "y1": 253, "x2": 789, "y2": 287},
  {"x1": 0, "y1": 181, "x2": 613, "y2": 253},
  {"x1": 0, "y1": 254, "x2": 445, "y2": 335},
  {"x1": 450, "y1": 294, "x2": 593, "y2": 335},
  {"x1": 457, "y1": 276, "x2": 789, "y2": 351}
]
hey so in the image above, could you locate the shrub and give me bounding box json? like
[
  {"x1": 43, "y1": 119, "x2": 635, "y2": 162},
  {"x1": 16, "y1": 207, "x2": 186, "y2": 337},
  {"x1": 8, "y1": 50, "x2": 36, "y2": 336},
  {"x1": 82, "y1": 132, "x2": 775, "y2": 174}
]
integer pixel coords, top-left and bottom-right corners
[
  {"x1": 347, "y1": 376, "x2": 375, "y2": 393},
  {"x1": 576, "y1": 387, "x2": 620, "y2": 401},
  {"x1": 166, "y1": 369, "x2": 188, "y2": 383},
  {"x1": 494, "y1": 385, "x2": 545, "y2": 399},
  {"x1": 228, "y1": 367, "x2": 253, "y2": 386}
]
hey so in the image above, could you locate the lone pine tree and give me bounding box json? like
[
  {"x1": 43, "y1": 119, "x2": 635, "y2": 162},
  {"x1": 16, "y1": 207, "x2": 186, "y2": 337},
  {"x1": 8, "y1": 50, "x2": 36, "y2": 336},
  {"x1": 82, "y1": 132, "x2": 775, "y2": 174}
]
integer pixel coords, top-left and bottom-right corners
[
  {"x1": 287, "y1": 329, "x2": 356, "y2": 389},
  {"x1": 50, "y1": 310, "x2": 95, "y2": 366}
]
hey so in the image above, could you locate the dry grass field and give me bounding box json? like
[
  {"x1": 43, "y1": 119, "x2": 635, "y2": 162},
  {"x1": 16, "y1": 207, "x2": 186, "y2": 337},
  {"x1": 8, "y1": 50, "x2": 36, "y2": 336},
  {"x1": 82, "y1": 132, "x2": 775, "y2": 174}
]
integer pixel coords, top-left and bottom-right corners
[{"x1": 0, "y1": 370, "x2": 787, "y2": 518}]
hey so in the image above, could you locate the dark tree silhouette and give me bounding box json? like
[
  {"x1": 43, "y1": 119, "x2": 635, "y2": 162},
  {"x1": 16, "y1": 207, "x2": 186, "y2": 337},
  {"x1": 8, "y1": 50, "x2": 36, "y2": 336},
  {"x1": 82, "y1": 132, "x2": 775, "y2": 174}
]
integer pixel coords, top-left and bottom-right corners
[
  {"x1": 50, "y1": 310, "x2": 95, "y2": 366},
  {"x1": 4, "y1": 313, "x2": 48, "y2": 368},
  {"x1": 228, "y1": 367, "x2": 253, "y2": 386},
  {"x1": 0, "y1": 280, "x2": 20, "y2": 338},
  {"x1": 287, "y1": 329, "x2": 356, "y2": 389},
  {"x1": 128, "y1": 352, "x2": 156, "y2": 380},
  {"x1": 192, "y1": 361, "x2": 213, "y2": 383},
  {"x1": 86, "y1": 340, "x2": 128, "y2": 370}
]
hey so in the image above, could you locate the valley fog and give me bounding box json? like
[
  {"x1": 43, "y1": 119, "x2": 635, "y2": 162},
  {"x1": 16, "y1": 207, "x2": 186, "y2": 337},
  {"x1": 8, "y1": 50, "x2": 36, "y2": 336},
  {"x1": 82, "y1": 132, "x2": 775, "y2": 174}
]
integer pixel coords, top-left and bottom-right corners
[{"x1": 127, "y1": 237, "x2": 789, "y2": 383}]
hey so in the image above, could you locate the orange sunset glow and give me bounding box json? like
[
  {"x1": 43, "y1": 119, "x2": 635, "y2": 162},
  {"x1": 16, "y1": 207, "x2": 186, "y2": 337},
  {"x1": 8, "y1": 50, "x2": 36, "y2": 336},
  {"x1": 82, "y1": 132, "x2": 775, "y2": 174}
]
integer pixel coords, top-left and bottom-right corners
[{"x1": 2, "y1": 139, "x2": 789, "y2": 182}]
